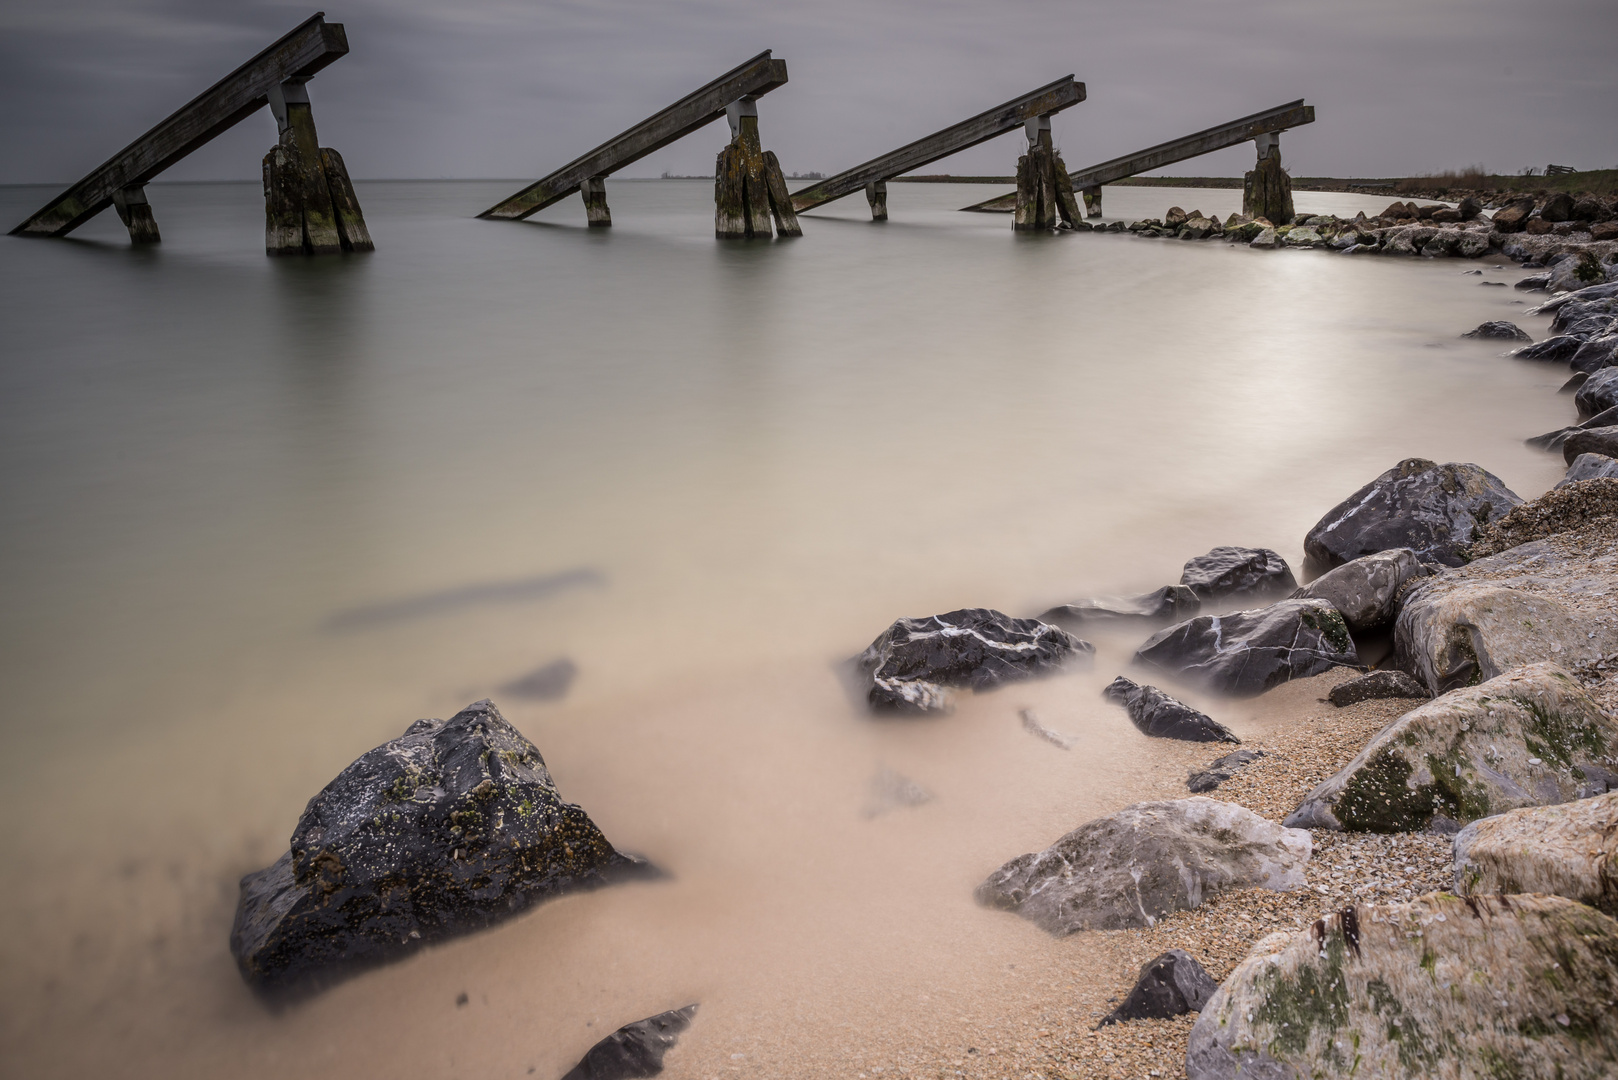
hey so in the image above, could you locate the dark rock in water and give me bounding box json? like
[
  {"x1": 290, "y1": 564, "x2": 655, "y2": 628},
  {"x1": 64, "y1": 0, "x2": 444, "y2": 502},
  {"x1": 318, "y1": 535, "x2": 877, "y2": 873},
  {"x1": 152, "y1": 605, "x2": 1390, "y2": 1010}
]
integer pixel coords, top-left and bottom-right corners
[
  {"x1": 1491, "y1": 197, "x2": 1535, "y2": 233},
  {"x1": 1187, "y1": 749, "x2": 1266, "y2": 793},
  {"x1": 1103, "y1": 676, "x2": 1239, "y2": 743},
  {"x1": 1563, "y1": 426, "x2": 1618, "y2": 464},
  {"x1": 1564, "y1": 372, "x2": 1591, "y2": 393},
  {"x1": 1164, "y1": 206, "x2": 1188, "y2": 228},
  {"x1": 1571, "y1": 335, "x2": 1618, "y2": 374},
  {"x1": 1135, "y1": 599, "x2": 1360, "y2": 698},
  {"x1": 1526, "y1": 405, "x2": 1618, "y2": 450},
  {"x1": 1327, "y1": 670, "x2": 1429, "y2": 707},
  {"x1": 1514, "y1": 272, "x2": 1551, "y2": 291},
  {"x1": 1020, "y1": 708, "x2": 1074, "y2": 750},
  {"x1": 1514, "y1": 335, "x2": 1584, "y2": 361},
  {"x1": 855, "y1": 609, "x2": 1092, "y2": 713},
  {"x1": 499, "y1": 657, "x2": 577, "y2": 700},
  {"x1": 1302, "y1": 458, "x2": 1521, "y2": 570},
  {"x1": 1461, "y1": 320, "x2": 1530, "y2": 340},
  {"x1": 561, "y1": 1005, "x2": 698, "y2": 1080},
  {"x1": 1292, "y1": 548, "x2": 1427, "y2": 633},
  {"x1": 1550, "y1": 297, "x2": 1618, "y2": 334},
  {"x1": 1039, "y1": 585, "x2": 1200, "y2": 625},
  {"x1": 1540, "y1": 192, "x2": 1574, "y2": 223},
  {"x1": 1558, "y1": 452, "x2": 1618, "y2": 487},
  {"x1": 1097, "y1": 950, "x2": 1219, "y2": 1027},
  {"x1": 1577, "y1": 368, "x2": 1618, "y2": 417},
  {"x1": 1179, "y1": 547, "x2": 1296, "y2": 602},
  {"x1": 230, "y1": 700, "x2": 655, "y2": 997},
  {"x1": 1457, "y1": 196, "x2": 1484, "y2": 221}
]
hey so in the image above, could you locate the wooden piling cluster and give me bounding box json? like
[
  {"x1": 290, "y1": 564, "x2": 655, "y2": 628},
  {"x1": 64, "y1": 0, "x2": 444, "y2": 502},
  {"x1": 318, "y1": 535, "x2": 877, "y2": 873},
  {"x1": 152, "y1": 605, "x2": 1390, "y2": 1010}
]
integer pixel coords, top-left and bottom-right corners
[
  {"x1": 1013, "y1": 128, "x2": 1081, "y2": 231},
  {"x1": 1242, "y1": 142, "x2": 1295, "y2": 225},
  {"x1": 263, "y1": 92, "x2": 372, "y2": 255},
  {"x1": 714, "y1": 111, "x2": 800, "y2": 239}
]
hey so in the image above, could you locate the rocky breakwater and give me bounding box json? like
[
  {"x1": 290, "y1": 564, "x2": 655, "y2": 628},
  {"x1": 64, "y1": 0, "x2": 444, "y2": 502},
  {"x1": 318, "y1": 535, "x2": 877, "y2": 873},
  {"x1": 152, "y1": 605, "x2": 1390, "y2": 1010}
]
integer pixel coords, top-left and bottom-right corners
[
  {"x1": 853, "y1": 608, "x2": 1091, "y2": 712},
  {"x1": 976, "y1": 797, "x2": 1311, "y2": 932},
  {"x1": 1185, "y1": 894, "x2": 1618, "y2": 1080},
  {"x1": 230, "y1": 699, "x2": 657, "y2": 997},
  {"x1": 1124, "y1": 192, "x2": 1618, "y2": 277}
]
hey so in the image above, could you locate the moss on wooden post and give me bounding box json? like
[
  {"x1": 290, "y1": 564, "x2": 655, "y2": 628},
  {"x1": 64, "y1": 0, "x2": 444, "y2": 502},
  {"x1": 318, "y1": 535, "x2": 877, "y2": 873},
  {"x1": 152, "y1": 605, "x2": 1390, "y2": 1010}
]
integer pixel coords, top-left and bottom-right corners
[
  {"x1": 1014, "y1": 126, "x2": 1078, "y2": 231},
  {"x1": 714, "y1": 100, "x2": 800, "y2": 239},
  {"x1": 1243, "y1": 141, "x2": 1294, "y2": 224}
]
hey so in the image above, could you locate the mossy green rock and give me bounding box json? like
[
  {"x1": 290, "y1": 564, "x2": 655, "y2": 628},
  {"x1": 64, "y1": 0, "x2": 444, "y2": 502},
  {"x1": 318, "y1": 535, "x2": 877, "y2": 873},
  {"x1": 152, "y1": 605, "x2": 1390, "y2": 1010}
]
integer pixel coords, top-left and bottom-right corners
[
  {"x1": 1285, "y1": 663, "x2": 1618, "y2": 834},
  {"x1": 230, "y1": 699, "x2": 655, "y2": 997},
  {"x1": 1186, "y1": 893, "x2": 1618, "y2": 1079}
]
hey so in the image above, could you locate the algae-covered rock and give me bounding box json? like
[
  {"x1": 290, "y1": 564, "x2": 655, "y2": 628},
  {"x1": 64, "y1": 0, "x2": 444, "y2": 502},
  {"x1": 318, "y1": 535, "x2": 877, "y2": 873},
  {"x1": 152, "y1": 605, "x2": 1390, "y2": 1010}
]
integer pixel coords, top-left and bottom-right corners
[
  {"x1": 855, "y1": 608, "x2": 1092, "y2": 713},
  {"x1": 1303, "y1": 458, "x2": 1521, "y2": 570},
  {"x1": 1293, "y1": 548, "x2": 1427, "y2": 632},
  {"x1": 1453, "y1": 792, "x2": 1618, "y2": 915},
  {"x1": 1185, "y1": 893, "x2": 1618, "y2": 1080},
  {"x1": 975, "y1": 797, "x2": 1309, "y2": 933},
  {"x1": 230, "y1": 700, "x2": 655, "y2": 996},
  {"x1": 1284, "y1": 663, "x2": 1618, "y2": 834},
  {"x1": 1135, "y1": 599, "x2": 1359, "y2": 698}
]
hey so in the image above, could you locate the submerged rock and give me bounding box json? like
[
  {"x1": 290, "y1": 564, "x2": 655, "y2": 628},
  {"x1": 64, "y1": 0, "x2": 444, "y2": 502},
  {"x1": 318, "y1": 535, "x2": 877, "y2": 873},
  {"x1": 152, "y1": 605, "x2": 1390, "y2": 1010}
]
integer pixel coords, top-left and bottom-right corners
[
  {"x1": 1103, "y1": 676, "x2": 1239, "y2": 743},
  {"x1": 1187, "y1": 749, "x2": 1266, "y2": 793},
  {"x1": 1560, "y1": 452, "x2": 1618, "y2": 486},
  {"x1": 1461, "y1": 320, "x2": 1530, "y2": 340},
  {"x1": 1293, "y1": 548, "x2": 1427, "y2": 633},
  {"x1": 1327, "y1": 669, "x2": 1429, "y2": 707},
  {"x1": 561, "y1": 1005, "x2": 699, "y2": 1080},
  {"x1": 1302, "y1": 458, "x2": 1521, "y2": 570},
  {"x1": 1179, "y1": 546, "x2": 1297, "y2": 602},
  {"x1": 499, "y1": 657, "x2": 577, "y2": 700},
  {"x1": 1527, "y1": 404, "x2": 1618, "y2": 451},
  {"x1": 1098, "y1": 950, "x2": 1218, "y2": 1027},
  {"x1": 975, "y1": 797, "x2": 1309, "y2": 933},
  {"x1": 1019, "y1": 708, "x2": 1074, "y2": 750},
  {"x1": 1452, "y1": 792, "x2": 1618, "y2": 915},
  {"x1": 1039, "y1": 585, "x2": 1200, "y2": 625},
  {"x1": 1135, "y1": 599, "x2": 1359, "y2": 698},
  {"x1": 854, "y1": 609, "x2": 1091, "y2": 713},
  {"x1": 862, "y1": 767, "x2": 933, "y2": 819},
  {"x1": 1185, "y1": 894, "x2": 1618, "y2": 1080},
  {"x1": 230, "y1": 700, "x2": 656, "y2": 996},
  {"x1": 1284, "y1": 663, "x2": 1618, "y2": 833},
  {"x1": 1515, "y1": 334, "x2": 1585, "y2": 361}
]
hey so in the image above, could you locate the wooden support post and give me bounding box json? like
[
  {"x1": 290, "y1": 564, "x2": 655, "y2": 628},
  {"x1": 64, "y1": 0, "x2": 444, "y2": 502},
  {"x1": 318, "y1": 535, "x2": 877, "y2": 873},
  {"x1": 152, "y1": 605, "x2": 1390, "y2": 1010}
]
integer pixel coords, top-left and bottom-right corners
[
  {"x1": 1081, "y1": 185, "x2": 1102, "y2": 218},
  {"x1": 10, "y1": 14, "x2": 352, "y2": 244},
  {"x1": 714, "y1": 98, "x2": 797, "y2": 239},
  {"x1": 1243, "y1": 132, "x2": 1295, "y2": 224},
  {"x1": 961, "y1": 99, "x2": 1315, "y2": 213},
  {"x1": 263, "y1": 78, "x2": 372, "y2": 255},
  {"x1": 111, "y1": 186, "x2": 161, "y2": 243},
  {"x1": 581, "y1": 176, "x2": 611, "y2": 227},
  {"x1": 761, "y1": 151, "x2": 802, "y2": 237},
  {"x1": 1014, "y1": 117, "x2": 1073, "y2": 232},
  {"x1": 865, "y1": 180, "x2": 888, "y2": 221}
]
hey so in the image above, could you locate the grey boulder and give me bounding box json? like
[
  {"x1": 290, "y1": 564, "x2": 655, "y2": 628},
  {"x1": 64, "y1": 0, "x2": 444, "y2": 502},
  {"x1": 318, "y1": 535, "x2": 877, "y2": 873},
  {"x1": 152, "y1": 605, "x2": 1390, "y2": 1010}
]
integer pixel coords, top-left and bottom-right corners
[
  {"x1": 1039, "y1": 585, "x2": 1200, "y2": 625},
  {"x1": 1283, "y1": 663, "x2": 1618, "y2": 834},
  {"x1": 562, "y1": 1005, "x2": 698, "y2": 1080},
  {"x1": 1179, "y1": 546, "x2": 1297, "y2": 602},
  {"x1": 1560, "y1": 452, "x2": 1618, "y2": 487},
  {"x1": 1461, "y1": 320, "x2": 1530, "y2": 340},
  {"x1": 1326, "y1": 669, "x2": 1429, "y2": 707},
  {"x1": 1563, "y1": 426, "x2": 1618, "y2": 464},
  {"x1": 1452, "y1": 792, "x2": 1618, "y2": 916},
  {"x1": 1098, "y1": 950, "x2": 1218, "y2": 1027},
  {"x1": 1187, "y1": 749, "x2": 1266, "y2": 793},
  {"x1": 230, "y1": 700, "x2": 656, "y2": 997},
  {"x1": 1577, "y1": 368, "x2": 1618, "y2": 417},
  {"x1": 1571, "y1": 335, "x2": 1618, "y2": 373},
  {"x1": 975, "y1": 797, "x2": 1310, "y2": 933},
  {"x1": 1185, "y1": 894, "x2": 1618, "y2": 1080},
  {"x1": 1527, "y1": 404, "x2": 1618, "y2": 451},
  {"x1": 1302, "y1": 458, "x2": 1521, "y2": 570},
  {"x1": 1515, "y1": 334, "x2": 1585, "y2": 361},
  {"x1": 1134, "y1": 599, "x2": 1360, "y2": 698},
  {"x1": 855, "y1": 608, "x2": 1092, "y2": 713},
  {"x1": 1103, "y1": 676, "x2": 1239, "y2": 743},
  {"x1": 1292, "y1": 548, "x2": 1428, "y2": 632}
]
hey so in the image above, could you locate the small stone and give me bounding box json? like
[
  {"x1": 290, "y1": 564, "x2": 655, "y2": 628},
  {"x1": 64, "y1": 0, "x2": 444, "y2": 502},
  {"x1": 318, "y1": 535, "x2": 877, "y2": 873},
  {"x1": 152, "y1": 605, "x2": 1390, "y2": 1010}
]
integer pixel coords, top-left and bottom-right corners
[
  {"x1": 1097, "y1": 950, "x2": 1218, "y2": 1026},
  {"x1": 1103, "y1": 676, "x2": 1239, "y2": 743},
  {"x1": 1187, "y1": 749, "x2": 1266, "y2": 793},
  {"x1": 561, "y1": 1005, "x2": 699, "y2": 1080},
  {"x1": 1327, "y1": 670, "x2": 1429, "y2": 707}
]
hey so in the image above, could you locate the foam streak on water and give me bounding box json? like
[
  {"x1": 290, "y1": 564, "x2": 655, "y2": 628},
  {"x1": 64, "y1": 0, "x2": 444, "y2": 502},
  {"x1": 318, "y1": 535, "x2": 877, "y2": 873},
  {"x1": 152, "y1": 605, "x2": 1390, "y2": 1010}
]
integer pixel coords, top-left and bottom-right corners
[{"x1": 0, "y1": 180, "x2": 1569, "y2": 1077}]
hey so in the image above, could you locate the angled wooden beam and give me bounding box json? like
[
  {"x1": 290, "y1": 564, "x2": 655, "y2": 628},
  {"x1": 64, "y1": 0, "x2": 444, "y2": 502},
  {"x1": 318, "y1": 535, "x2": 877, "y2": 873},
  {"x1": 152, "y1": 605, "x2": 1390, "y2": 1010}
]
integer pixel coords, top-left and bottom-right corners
[
  {"x1": 479, "y1": 51, "x2": 789, "y2": 221},
  {"x1": 11, "y1": 13, "x2": 350, "y2": 238},
  {"x1": 960, "y1": 100, "x2": 1316, "y2": 212},
  {"x1": 788, "y1": 77, "x2": 1085, "y2": 214}
]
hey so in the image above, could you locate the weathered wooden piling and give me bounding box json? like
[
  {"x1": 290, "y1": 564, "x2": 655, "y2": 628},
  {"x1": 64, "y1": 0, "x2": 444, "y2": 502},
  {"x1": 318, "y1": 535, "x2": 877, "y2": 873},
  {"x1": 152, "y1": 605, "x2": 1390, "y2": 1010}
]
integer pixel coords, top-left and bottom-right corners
[
  {"x1": 10, "y1": 13, "x2": 369, "y2": 255},
  {"x1": 713, "y1": 99, "x2": 799, "y2": 239},
  {"x1": 480, "y1": 51, "x2": 792, "y2": 237},
  {"x1": 1242, "y1": 132, "x2": 1295, "y2": 224},
  {"x1": 790, "y1": 76, "x2": 1084, "y2": 221},
  {"x1": 1013, "y1": 118, "x2": 1080, "y2": 231},
  {"x1": 961, "y1": 100, "x2": 1315, "y2": 215}
]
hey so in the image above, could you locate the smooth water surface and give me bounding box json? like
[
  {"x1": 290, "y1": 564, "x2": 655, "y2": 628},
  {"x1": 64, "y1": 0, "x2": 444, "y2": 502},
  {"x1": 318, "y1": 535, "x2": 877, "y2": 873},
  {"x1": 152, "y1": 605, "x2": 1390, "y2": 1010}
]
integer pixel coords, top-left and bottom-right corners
[{"x1": 0, "y1": 179, "x2": 1571, "y2": 1078}]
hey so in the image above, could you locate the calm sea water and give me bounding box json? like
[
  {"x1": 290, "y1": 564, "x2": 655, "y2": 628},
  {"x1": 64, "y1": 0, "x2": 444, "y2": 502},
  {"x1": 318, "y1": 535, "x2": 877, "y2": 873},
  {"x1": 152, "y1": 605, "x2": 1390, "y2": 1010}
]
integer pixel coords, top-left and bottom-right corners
[{"x1": 0, "y1": 179, "x2": 1573, "y2": 1077}]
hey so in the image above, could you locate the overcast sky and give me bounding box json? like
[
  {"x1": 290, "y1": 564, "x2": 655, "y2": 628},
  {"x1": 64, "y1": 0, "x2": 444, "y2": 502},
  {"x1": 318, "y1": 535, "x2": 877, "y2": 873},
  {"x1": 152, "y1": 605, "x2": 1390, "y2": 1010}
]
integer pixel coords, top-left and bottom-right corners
[{"x1": 2, "y1": 0, "x2": 1615, "y2": 185}]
